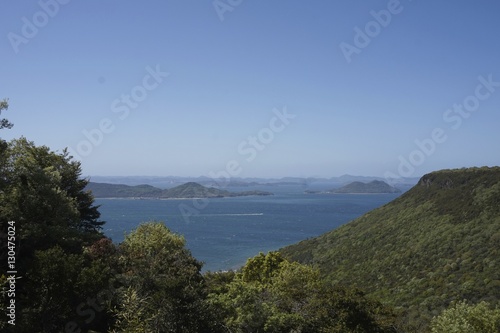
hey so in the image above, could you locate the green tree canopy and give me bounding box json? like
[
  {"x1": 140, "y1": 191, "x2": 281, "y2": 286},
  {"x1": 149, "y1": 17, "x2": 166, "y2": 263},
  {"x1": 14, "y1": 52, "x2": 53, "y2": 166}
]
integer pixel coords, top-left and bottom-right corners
[
  {"x1": 0, "y1": 138, "x2": 104, "y2": 254},
  {"x1": 113, "y1": 222, "x2": 211, "y2": 333},
  {"x1": 431, "y1": 300, "x2": 500, "y2": 333},
  {"x1": 208, "y1": 252, "x2": 399, "y2": 333},
  {"x1": 0, "y1": 137, "x2": 109, "y2": 332}
]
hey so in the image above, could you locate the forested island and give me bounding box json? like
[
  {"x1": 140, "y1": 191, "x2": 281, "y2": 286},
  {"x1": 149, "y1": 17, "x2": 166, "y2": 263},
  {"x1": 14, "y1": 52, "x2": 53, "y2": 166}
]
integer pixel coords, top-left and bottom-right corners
[
  {"x1": 305, "y1": 180, "x2": 401, "y2": 194},
  {"x1": 332, "y1": 180, "x2": 401, "y2": 193},
  {"x1": 86, "y1": 181, "x2": 273, "y2": 198}
]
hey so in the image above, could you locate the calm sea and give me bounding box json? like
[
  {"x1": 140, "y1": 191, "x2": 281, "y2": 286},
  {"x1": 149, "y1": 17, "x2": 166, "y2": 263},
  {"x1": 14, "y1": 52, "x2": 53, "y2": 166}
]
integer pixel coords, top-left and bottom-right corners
[{"x1": 96, "y1": 185, "x2": 400, "y2": 272}]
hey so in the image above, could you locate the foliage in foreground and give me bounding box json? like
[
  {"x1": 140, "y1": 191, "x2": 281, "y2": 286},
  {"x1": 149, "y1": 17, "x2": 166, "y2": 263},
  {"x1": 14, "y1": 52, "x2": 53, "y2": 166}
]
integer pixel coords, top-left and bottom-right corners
[
  {"x1": 111, "y1": 222, "x2": 210, "y2": 333},
  {"x1": 0, "y1": 137, "x2": 108, "y2": 332},
  {"x1": 207, "y1": 251, "x2": 400, "y2": 333},
  {"x1": 430, "y1": 300, "x2": 500, "y2": 333}
]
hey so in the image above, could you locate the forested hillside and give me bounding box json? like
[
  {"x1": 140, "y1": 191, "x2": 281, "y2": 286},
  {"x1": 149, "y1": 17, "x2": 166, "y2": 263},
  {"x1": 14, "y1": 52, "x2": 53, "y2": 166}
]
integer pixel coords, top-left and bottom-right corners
[{"x1": 282, "y1": 167, "x2": 500, "y2": 331}]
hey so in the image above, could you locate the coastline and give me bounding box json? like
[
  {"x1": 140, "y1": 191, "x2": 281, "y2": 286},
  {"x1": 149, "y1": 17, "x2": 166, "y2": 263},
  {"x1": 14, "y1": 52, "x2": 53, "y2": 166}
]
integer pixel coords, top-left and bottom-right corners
[{"x1": 93, "y1": 194, "x2": 272, "y2": 200}]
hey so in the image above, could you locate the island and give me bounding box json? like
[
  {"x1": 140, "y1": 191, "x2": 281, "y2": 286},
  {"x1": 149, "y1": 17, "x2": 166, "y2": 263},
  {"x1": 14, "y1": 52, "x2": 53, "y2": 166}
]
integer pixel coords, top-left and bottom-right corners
[
  {"x1": 333, "y1": 180, "x2": 401, "y2": 193},
  {"x1": 306, "y1": 180, "x2": 401, "y2": 194},
  {"x1": 86, "y1": 181, "x2": 273, "y2": 199}
]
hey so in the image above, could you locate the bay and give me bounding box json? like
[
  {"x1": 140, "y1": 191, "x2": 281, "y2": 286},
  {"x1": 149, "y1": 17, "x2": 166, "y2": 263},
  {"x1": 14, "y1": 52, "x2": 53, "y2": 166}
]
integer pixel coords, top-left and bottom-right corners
[{"x1": 97, "y1": 185, "x2": 400, "y2": 272}]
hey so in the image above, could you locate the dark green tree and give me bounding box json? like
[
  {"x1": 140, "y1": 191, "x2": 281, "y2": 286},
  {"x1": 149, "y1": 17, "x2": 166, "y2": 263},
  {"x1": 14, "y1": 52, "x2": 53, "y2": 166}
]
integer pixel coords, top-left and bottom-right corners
[
  {"x1": 20, "y1": 245, "x2": 115, "y2": 332},
  {"x1": 0, "y1": 137, "x2": 110, "y2": 332},
  {"x1": 0, "y1": 138, "x2": 104, "y2": 255},
  {"x1": 113, "y1": 222, "x2": 212, "y2": 332}
]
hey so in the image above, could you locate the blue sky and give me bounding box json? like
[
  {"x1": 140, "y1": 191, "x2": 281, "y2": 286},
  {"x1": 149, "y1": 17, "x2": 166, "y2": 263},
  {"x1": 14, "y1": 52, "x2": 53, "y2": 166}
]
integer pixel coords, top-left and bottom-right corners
[{"x1": 1, "y1": 0, "x2": 499, "y2": 179}]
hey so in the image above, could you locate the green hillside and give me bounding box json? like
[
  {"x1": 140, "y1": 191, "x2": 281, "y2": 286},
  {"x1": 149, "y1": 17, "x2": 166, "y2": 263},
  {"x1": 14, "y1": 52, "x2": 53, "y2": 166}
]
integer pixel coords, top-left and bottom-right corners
[
  {"x1": 162, "y1": 181, "x2": 231, "y2": 198},
  {"x1": 282, "y1": 167, "x2": 500, "y2": 329},
  {"x1": 332, "y1": 180, "x2": 401, "y2": 193}
]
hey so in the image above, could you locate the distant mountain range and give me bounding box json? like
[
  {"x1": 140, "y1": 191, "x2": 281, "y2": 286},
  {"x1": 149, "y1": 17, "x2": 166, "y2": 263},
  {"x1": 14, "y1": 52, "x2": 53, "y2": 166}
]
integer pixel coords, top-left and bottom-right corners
[
  {"x1": 87, "y1": 175, "x2": 420, "y2": 189},
  {"x1": 86, "y1": 181, "x2": 273, "y2": 199}
]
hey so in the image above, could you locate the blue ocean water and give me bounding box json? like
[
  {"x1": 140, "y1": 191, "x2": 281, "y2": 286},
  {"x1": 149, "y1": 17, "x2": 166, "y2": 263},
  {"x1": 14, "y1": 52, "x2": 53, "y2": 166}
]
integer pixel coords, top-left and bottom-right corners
[{"x1": 97, "y1": 185, "x2": 400, "y2": 271}]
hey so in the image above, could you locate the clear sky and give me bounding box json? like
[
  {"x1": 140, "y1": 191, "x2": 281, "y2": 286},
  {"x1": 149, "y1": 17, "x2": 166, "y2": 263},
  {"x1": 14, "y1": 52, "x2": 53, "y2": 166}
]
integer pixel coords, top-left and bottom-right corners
[{"x1": 1, "y1": 0, "x2": 499, "y2": 179}]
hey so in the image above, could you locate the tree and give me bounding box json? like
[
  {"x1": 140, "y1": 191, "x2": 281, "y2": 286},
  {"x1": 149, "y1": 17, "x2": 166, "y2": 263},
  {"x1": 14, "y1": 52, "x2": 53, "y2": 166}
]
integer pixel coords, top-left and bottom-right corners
[
  {"x1": 0, "y1": 98, "x2": 13, "y2": 130},
  {"x1": 113, "y1": 222, "x2": 211, "y2": 332},
  {"x1": 20, "y1": 245, "x2": 114, "y2": 332},
  {"x1": 0, "y1": 138, "x2": 104, "y2": 255},
  {"x1": 0, "y1": 99, "x2": 12, "y2": 193},
  {"x1": 0, "y1": 137, "x2": 108, "y2": 331},
  {"x1": 431, "y1": 300, "x2": 500, "y2": 333},
  {"x1": 241, "y1": 251, "x2": 286, "y2": 284}
]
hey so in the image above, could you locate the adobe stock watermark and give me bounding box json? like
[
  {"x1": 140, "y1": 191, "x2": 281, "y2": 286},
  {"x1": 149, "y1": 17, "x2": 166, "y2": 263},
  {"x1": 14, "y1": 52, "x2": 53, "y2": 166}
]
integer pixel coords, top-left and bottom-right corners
[
  {"x1": 178, "y1": 107, "x2": 296, "y2": 222},
  {"x1": 67, "y1": 65, "x2": 169, "y2": 161},
  {"x1": 7, "y1": 0, "x2": 71, "y2": 54},
  {"x1": 5, "y1": 221, "x2": 17, "y2": 326},
  {"x1": 213, "y1": 0, "x2": 243, "y2": 22},
  {"x1": 384, "y1": 74, "x2": 499, "y2": 180},
  {"x1": 339, "y1": 0, "x2": 411, "y2": 64}
]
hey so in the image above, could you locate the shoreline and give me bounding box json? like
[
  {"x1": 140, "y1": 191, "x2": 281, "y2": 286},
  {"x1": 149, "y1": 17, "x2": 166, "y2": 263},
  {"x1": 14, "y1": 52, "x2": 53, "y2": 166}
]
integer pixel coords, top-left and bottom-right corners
[{"x1": 94, "y1": 194, "x2": 273, "y2": 200}]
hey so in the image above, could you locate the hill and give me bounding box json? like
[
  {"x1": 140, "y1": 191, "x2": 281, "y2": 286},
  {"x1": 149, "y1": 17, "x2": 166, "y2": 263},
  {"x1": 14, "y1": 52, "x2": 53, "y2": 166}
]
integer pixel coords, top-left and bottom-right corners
[
  {"x1": 162, "y1": 181, "x2": 230, "y2": 198},
  {"x1": 282, "y1": 167, "x2": 500, "y2": 330},
  {"x1": 85, "y1": 182, "x2": 162, "y2": 198},
  {"x1": 332, "y1": 180, "x2": 401, "y2": 193},
  {"x1": 86, "y1": 181, "x2": 273, "y2": 198}
]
